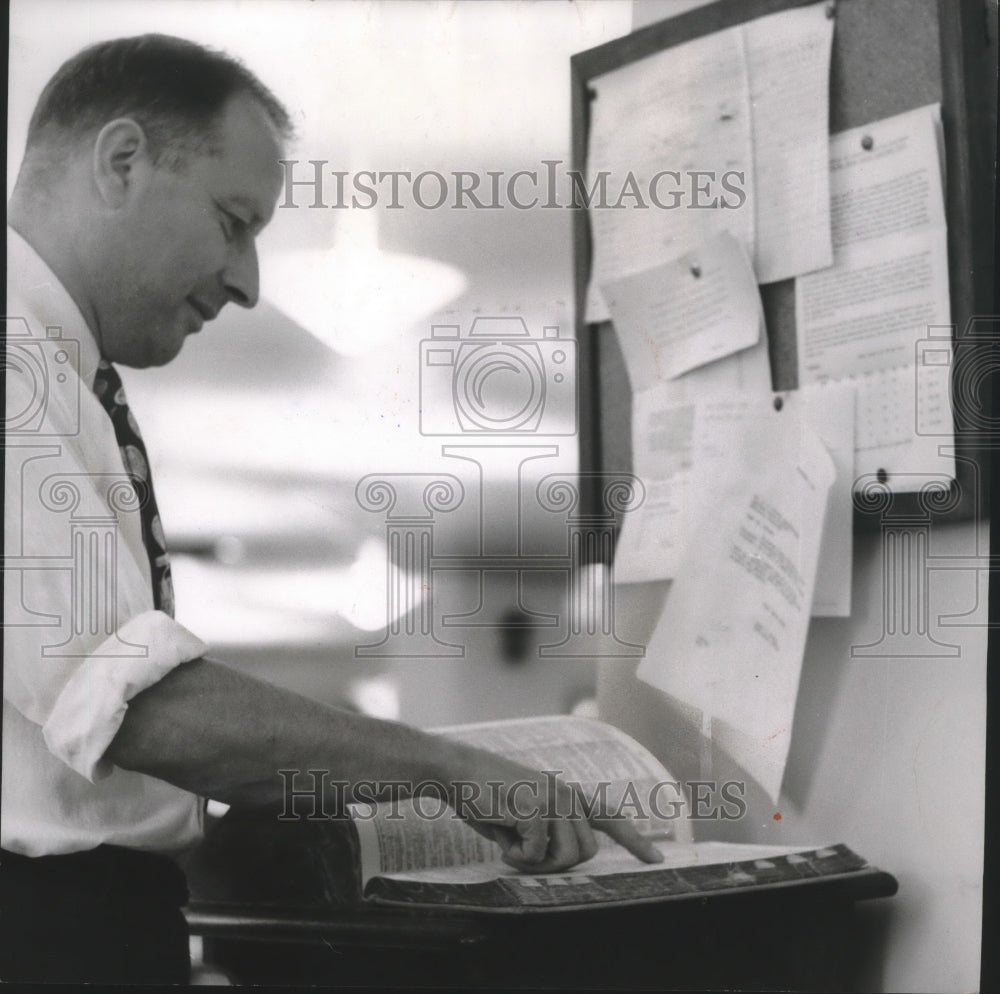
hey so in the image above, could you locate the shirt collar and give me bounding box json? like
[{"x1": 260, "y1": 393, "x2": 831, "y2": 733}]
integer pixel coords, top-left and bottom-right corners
[{"x1": 7, "y1": 225, "x2": 103, "y2": 390}]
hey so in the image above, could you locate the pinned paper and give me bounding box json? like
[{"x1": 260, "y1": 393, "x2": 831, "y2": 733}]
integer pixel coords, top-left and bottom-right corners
[
  {"x1": 582, "y1": 2, "x2": 837, "y2": 321},
  {"x1": 744, "y1": 1, "x2": 835, "y2": 283},
  {"x1": 612, "y1": 398, "x2": 696, "y2": 584},
  {"x1": 584, "y1": 26, "x2": 754, "y2": 322},
  {"x1": 638, "y1": 396, "x2": 836, "y2": 801},
  {"x1": 614, "y1": 334, "x2": 772, "y2": 585},
  {"x1": 603, "y1": 232, "x2": 762, "y2": 390},
  {"x1": 795, "y1": 104, "x2": 954, "y2": 491}
]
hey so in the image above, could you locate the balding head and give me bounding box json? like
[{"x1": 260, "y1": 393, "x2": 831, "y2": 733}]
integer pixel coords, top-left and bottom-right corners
[{"x1": 21, "y1": 33, "x2": 293, "y2": 180}]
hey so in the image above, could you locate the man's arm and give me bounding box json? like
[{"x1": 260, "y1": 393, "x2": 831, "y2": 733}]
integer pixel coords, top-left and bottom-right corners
[{"x1": 107, "y1": 657, "x2": 662, "y2": 872}]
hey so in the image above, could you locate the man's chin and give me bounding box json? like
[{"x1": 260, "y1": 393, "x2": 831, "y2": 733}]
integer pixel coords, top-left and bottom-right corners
[{"x1": 117, "y1": 338, "x2": 187, "y2": 370}]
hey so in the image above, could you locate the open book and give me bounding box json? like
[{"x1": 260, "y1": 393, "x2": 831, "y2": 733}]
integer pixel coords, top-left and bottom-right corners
[{"x1": 345, "y1": 715, "x2": 872, "y2": 913}]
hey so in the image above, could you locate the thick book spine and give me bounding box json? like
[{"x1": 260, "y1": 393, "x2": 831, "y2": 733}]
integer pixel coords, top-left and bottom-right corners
[{"x1": 362, "y1": 843, "x2": 872, "y2": 913}]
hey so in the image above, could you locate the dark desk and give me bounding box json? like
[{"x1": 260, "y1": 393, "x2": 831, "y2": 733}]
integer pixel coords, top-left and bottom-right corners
[{"x1": 183, "y1": 810, "x2": 897, "y2": 989}]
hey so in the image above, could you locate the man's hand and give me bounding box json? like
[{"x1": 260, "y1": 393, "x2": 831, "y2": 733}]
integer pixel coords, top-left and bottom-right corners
[
  {"x1": 108, "y1": 657, "x2": 664, "y2": 875},
  {"x1": 436, "y1": 749, "x2": 665, "y2": 874}
]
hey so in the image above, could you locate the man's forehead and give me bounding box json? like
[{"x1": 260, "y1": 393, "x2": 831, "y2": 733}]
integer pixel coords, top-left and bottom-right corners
[{"x1": 210, "y1": 94, "x2": 286, "y2": 222}]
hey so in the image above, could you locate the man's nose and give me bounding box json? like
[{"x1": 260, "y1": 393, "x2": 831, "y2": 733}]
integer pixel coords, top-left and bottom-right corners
[{"x1": 222, "y1": 239, "x2": 260, "y2": 309}]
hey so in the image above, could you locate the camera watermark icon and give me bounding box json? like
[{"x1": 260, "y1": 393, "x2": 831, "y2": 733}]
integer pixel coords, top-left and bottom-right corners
[
  {"x1": 419, "y1": 317, "x2": 576, "y2": 436},
  {"x1": 358, "y1": 317, "x2": 643, "y2": 659},
  {"x1": 3, "y1": 317, "x2": 82, "y2": 438},
  {"x1": 915, "y1": 317, "x2": 998, "y2": 438}
]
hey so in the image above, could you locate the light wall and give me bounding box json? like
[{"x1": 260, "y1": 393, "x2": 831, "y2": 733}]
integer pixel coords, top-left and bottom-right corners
[{"x1": 600, "y1": 519, "x2": 987, "y2": 993}]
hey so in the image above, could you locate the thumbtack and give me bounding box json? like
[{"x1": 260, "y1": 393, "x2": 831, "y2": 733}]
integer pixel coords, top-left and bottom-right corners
[
  {"x1": 690, "y1": 265, "x2": 701, "y2": 278},
  {"x1": 876, "y1": 467, "x2": 889, "y2": 483},
  {"x1": 773, "y1": 396, "x2": 784, "y2": 411},
  {"x1": 861, "y1": 135, "x2": 874, "y2": 150}
]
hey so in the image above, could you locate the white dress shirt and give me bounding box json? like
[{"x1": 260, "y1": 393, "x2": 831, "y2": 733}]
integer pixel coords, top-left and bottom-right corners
[{"x1": 4, "y1": 227, "x2": 206, "y2": 856}]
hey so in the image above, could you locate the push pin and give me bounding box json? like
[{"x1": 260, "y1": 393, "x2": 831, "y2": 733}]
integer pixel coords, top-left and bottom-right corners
[
  {"x1": 586, "y1": 87, "x2": 598, "y2": 102},
  {"x1": 861, "y1": 135, "x2": 874, "y2": 150},
  {"x1": 876, "y1": 467, "x2": 889, "y2": 484},
  {"x1": 690, "y1": 264, "x2": 701, "y2": 278},
  {"x1": 825, "y1": 1, "x2": 835, "y2": 18},
  {"x1": 773, "y1": 395, "x2": 784, "y2": 411}
]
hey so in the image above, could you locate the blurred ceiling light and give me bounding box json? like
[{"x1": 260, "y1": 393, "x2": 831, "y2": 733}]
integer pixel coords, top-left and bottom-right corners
[
  {"x1": 171, "y1": 538, "x2": 416, "y2": 648},
  {"x1": 263, "y1": 209, "x2": 467, "y2": 357},
  {"x1": 187, "y1": 536, "x2": 417, "y2": 641}
]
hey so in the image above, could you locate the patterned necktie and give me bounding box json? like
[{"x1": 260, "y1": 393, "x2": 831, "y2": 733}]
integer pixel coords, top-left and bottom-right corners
[{"x1": 93, "y1": 359, "x2": 175, "y2": 617}]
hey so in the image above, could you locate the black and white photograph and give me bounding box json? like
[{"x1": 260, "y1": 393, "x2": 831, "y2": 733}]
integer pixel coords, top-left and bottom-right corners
[{"x1": 3, "y1": 0, "x2": 996, "y2": 989}]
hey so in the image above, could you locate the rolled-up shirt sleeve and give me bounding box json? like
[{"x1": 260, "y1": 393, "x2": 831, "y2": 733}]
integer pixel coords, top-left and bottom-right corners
[{"x1": 42, "y1": 612, "x2": 207, "y2": 782}]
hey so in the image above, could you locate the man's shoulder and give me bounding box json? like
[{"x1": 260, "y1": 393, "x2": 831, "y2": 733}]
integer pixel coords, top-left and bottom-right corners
[{"x1": 7, "y1": 227, "x2": 102, "y2": 388}]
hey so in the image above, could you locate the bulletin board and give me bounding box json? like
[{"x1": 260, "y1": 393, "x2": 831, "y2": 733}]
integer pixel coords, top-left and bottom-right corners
[{"x1": 571, "y1": 0, "x2": 996, "y2": 532}]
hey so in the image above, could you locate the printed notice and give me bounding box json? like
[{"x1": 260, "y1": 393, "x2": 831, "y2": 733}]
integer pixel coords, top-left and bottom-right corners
[
  {"x1": 638, "y1": 399, "x2": 835, "y2": 800},
  {"x1": 744, "y1": 1, "x2": 835, "y2": 283},
  {"x1": 795, "y1": 104, "x2": 954, "y2": 491},
  {"x1": 603, "y1": 231, "x2": 762, "y2": 390},
  {"x1": 584, "y1": 26, "x2": 753, "y2": 322}
]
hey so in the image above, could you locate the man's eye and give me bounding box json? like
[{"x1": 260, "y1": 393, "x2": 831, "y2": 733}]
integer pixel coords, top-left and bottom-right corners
[{"x1": 217, "y1": 208, "x2": 245, "y2": 242}]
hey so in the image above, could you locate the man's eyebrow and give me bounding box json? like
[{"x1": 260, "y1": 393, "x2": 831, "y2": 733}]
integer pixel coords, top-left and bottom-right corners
[{"x1": 224, "y1": 194, "x2": 268, "y2": 230}]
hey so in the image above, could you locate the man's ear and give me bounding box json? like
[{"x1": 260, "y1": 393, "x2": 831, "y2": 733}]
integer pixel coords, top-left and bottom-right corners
[{"x1": 93, "y1": 118, "x2": 151, "y2": 208}]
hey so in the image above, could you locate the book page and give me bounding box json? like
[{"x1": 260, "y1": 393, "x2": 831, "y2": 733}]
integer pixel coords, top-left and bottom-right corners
[
  {"x1": 795, "y1": 103, "x2": 954, "y2": 491},
  {"x1": 585, "y1": 26, "x2": 753, "y2": 322},
  {"x1": 351, "y1": 715, "x2": 693, "y2": 885},
  {"x1": 744, "y1": 0, "x2": 835, "y2": 283},
  {"x1": 439, "y1": 715, "x2": 690, "y2": 840},
  {"x1": 352, "y1": 795, "x2": 504, "y2": 886},
  {"x1": 602, "y1": 231, "x2": 762, "y2": 389},
  {"x1": 638, "y1": 397, "x2": 836, "y2": 801}
]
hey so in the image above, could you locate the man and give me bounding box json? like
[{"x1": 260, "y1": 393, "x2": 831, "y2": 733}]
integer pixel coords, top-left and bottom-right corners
[{"x1": 3, "y1": 35, "x2": 659, "y2": 983}]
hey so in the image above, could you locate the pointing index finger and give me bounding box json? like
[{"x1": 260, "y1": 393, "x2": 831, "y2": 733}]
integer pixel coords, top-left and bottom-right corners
[{"x1": 594, "y1": 816, "x2": 664, "y2": 864}]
